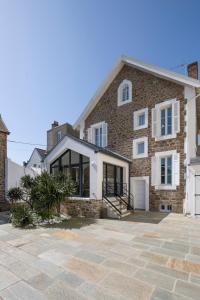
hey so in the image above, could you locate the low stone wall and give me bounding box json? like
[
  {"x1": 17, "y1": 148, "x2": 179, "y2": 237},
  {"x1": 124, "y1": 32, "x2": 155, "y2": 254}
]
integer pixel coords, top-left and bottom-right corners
[{"x1": 60, "y1": 198, "x2": 103, "y2": 218}]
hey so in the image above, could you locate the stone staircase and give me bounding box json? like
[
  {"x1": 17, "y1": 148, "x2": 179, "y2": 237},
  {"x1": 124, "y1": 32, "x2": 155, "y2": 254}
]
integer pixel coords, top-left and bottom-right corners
[{"x1": 103, "y1": 196, "x2": 131, "y2": 219}]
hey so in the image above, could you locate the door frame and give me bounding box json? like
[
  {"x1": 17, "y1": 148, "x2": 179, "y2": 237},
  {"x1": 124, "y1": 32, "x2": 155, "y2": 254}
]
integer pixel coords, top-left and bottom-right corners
[{"x1": 130, "y1": 176, "x2": 149, "y2": 211}]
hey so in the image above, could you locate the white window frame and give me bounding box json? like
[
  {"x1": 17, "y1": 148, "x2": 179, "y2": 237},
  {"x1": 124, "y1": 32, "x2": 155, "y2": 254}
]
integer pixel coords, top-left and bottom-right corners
[
  {"x1": 152, "y1": 150, "x2": 180, "y2": 190},
  {"x1": 133, "y1": 137, "x2": 148, "y2": 159},
  {"x1": 152, "y1": 98, "x2": 180, "y2": 141},
  {"x1": 134, "y1": 108, "x2": 148, "y2": 130},
  {"x1": 88, "y1": 121, "x2": 108, "y2": 147},
  {"x1": 117, "y1": 79, "x2": 132, "y2": 107}
]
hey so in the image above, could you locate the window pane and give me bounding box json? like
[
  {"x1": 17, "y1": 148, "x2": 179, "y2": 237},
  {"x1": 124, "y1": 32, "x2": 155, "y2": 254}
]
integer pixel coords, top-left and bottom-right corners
[
  {"x1": 61, "y1": 151, "x2": 69, "y2": 166},
  {"x1": 138, "y1": 114, "x2": 145, "y2": 126},
  {"x1": 167, "y1": 156, "x2": 172, "y2": 184},
  {"x1": 82, "y1": 163, "x2": 90, "y2": 197},
  {"x1": 95, "y1": 128, "x2": 99, "y2": 146},
  {"x1": 71, "y1": 150, "x2": 80, "y2": 164},
  {"x1": 167, "y1": 106, "x2": 172, "y2": 135},
  {"x1": 51, "y1": 159, "x2": 59, "y2": 168},
  {"x1": 161, "y1": 158, "x2": 165, "y2": 184},
  {"x1": 137, "y1": 142, "x2": 145, "y2": 154},
  {"x1": 161, "y1": 109, "x2": 166, "y2": 136},
  {"x1": 122, "y1": 84, "x2": 129, "y2": 101},
  {"x1": 51, "y1": 166, "x2": 59, "y2": 176},
  {"x1": 70, "y1": 166, "x2": 80, "y2": 195},
  {"x1": 82, "y1": 155, "x2": 89, "y2": 163}
]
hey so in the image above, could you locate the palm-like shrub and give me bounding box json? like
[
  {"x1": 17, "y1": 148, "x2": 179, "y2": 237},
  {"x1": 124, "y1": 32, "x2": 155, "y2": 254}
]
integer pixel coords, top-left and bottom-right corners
[
  {"x1": 33, "y1": 172, "x2": 75, "y2": 220},
  {"x1": 7, "y1": 172, "x2": 76, "y2": 226}
]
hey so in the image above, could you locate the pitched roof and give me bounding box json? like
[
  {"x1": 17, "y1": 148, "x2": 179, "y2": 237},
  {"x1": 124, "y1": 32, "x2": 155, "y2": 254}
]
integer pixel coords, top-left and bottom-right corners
[
  {"x1": 44, "y1": 133, "x2": 131, "y2": 163},
  {"x1": 35, "y1": 148, "x2": 47, "y2": 160},
  {"x1": 0, "y1": 115, "x2": 9, "y2": 134},
  {"x1": 74, "y1": 55, "x2": 200, "y2": 129}
]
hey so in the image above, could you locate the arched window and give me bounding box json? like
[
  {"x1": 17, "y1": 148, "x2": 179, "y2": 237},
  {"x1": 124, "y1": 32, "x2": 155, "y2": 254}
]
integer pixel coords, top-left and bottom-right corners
[{"x1": 118, "y1": 79, "x2": 132, "y2": 106}]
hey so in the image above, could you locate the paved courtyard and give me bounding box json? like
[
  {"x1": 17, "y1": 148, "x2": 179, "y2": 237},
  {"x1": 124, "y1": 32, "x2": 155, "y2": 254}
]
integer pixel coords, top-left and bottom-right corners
[{"x1": 0, "y1": 212, "x2": 200, "y2": 299}]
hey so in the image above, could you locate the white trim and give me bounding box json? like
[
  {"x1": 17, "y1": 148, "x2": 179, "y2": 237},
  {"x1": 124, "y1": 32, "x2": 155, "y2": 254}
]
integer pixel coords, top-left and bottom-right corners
[
  {"x1": 74, "y1": 56, "x2": 200, "y2": 129},
  {"x1": 133, "y1": 108, "x2": 148, "y2": 130},
  {"x1": 153, "y1": 98, "x2": 179, "y2": 141},
  {"x1": 117, "y1": 79, "x2": 132, "y2": 106},
  {"x1": 154, "y1": 150, "x2": 178, "y2": 190},
  {"x1": 133, "y1": 137, "x2": 148, "y2": 159},
  {"x1": 130, "y1": 176, "x2": 149, "y2": 211}
]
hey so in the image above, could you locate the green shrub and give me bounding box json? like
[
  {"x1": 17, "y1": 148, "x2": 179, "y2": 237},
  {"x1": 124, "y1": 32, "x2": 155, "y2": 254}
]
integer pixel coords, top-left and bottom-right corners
[
  {"x1": 7, "y1": 187, "x2": 23, "y2": 205},
  {"x1": 10, "y1": 204, "x2": 34, "y2": 227}
]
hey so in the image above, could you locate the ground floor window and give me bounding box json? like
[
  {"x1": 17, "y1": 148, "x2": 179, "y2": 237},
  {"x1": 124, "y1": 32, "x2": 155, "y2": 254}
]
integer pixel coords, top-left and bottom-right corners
[
  {"x1": 160, "y1": 156, "x2": 172, "y2": 185},
  {"x1": 50, "y1": 150, "x2": 90, "y2": 197},
  {"x1": 103, "y1": 163, "x2": 123, "y2": 196}
]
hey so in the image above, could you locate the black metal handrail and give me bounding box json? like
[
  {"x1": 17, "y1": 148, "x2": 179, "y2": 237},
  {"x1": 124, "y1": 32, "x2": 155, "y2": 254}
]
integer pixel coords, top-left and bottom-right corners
[{"x1": 102, "y1": 181, "x2": 134, "y2": 211}]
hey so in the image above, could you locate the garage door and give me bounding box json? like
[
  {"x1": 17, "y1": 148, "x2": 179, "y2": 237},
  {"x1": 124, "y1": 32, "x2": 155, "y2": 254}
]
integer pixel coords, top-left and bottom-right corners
[
  {"x1": 131, "y1": 178, "x2": 146, "y2": 210},
  {"x1": 195, "y1": 175, "x2": 200, "y2": 215}
]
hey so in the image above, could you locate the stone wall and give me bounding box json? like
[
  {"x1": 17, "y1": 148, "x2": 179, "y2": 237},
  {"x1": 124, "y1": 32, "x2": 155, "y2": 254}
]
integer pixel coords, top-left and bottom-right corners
[
  {"x1": 85, "y1": 65, "x2": 185, "y2": 213},
  {"x1": 60, "y1": 199, "x2": 103, "y2": 218},
  {"x1": 0, "y1": 132, "x2": 8, "y2": 210}
]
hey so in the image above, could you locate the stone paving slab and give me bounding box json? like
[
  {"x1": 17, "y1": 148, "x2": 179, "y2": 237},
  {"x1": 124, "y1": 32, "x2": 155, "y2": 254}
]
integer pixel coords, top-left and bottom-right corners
[{"x1": 1, "y1": 212, "x2": 200, "y2": 299}]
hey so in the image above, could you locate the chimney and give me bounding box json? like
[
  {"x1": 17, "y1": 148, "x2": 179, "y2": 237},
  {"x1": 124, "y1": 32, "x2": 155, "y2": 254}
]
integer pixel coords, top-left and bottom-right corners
[
  {"x1": 51, "y1": 121, "x2": 59, "y2": 128},
  {"x1": 187, "y1": 61, "x2": 198, "y2": 80}
]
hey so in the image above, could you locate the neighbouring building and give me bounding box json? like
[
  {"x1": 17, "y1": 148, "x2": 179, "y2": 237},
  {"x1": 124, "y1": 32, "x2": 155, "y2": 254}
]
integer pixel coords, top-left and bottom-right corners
[
  {"x1": 26, "y1": 148, "x2": 47, "y2": 170},
  {"x1": 47, "y1": 121, "x2": 79, "y2": 152},
  {"x1": 44, "y1": 56, "x2": 200, "y2": 218},
  {"x1": 0, "y1": 115, "x2": 9, "y2": 211}
]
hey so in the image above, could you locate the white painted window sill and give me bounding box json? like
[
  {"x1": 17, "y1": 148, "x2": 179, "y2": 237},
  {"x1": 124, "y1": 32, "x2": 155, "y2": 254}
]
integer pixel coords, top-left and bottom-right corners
[
  {"x1": 155, "y1": 134, "x2": 176, "y2": 142},
  {"x1": 134, "y1": 125, "x2": 148, "y2": 131},
  {"x1": 118, "y1": 99, "x2": 132, "y2": 107},
  {"x1": 133, "y1": 154, "x2": 148, "y2": 159},
  {"x1": 68, "y1": 197, "x2": 92, "y2": 201},
  {"x1": 155, "y1": 185, "x2": 177, "y2": 191}
]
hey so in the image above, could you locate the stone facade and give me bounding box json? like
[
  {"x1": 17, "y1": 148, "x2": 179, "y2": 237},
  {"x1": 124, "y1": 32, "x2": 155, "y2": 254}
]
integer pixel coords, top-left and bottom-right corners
[
  {"x1": 60, "y1": 199, "x2": 103, "y2": 218},
  {"x1": 84, "y1": 65, "x2": 186, "y2": 213},
  {"x1": 0, "y1": 132, "x2": 8, "y2": 210}
]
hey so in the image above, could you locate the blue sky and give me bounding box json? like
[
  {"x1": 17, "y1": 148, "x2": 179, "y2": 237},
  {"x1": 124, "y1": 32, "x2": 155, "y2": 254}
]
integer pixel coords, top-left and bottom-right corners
[{"x1": 1, "y1": 0, "x2": 200, "y2": 164}]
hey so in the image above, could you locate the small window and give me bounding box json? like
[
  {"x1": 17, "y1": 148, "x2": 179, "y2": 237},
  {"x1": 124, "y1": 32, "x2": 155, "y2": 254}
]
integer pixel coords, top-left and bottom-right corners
[
  {"x1": 118, "y1": 80, "x2": 132, "y2": 106},
  {"x1": 133, "y1": 137, "x2": 148, "y2": 159},
  {"x1": 88, "y1": 121, "x2": 107, "y2": 148},
  {"x1": 33, "y1": 164, "x2": 37, "y2": 168},
  {"x1": 138, "y1": 114, "x2": 145, "y2": 126},
  {"x1": 134, "y1": 108, "x2": 148, "y2": 130},
  {"x1": 57, "y1": 131, "x2": 62, "y2": 142},
  {"x1": 137, "y1": 142, "x2": 145, "y2": 155}
]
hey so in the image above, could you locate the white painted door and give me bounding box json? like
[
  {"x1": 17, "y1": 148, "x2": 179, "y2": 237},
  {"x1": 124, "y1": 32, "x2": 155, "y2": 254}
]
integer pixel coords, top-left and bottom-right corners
[
  {"x1": 195, "y1": 175, "x2": 200, "y2": 215},
  {"x1": 131, "y1": 179, "x2": 146, "y2": 210}
]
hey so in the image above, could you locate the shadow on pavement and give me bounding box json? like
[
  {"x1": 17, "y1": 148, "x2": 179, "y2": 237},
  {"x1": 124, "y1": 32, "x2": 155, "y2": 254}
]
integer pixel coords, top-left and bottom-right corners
[{"x1": 121, "y1": 210, "x2": 169, "y2": 224}]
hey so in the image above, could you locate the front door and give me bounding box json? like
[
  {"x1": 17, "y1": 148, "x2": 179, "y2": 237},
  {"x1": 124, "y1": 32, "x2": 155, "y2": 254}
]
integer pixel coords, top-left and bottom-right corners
[
  {"x1": 131, "y1": 178, "x2": 146, "y2": 210},
  {"x1": 103, "y1": 163, "x2": 123, "y2": 196}
]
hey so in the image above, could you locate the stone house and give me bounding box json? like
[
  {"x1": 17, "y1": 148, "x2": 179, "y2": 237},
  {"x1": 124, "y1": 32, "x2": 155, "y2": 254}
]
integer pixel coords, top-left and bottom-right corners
[
  {"x1": 0, "y1": 115, "x2": 9, "y2": 211},
  {"x1": 44, "y1": 56, "x2": 200, "y2": 218}
]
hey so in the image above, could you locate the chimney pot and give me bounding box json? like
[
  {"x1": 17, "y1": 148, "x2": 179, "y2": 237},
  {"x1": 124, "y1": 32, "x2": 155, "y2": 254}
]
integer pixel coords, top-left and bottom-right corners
[
  {"x1": 187, "y1": 61, "x2": 198, "y2": 80},
  {"x1": 52, "y1": 121, "x2": 59, "y2": 128}
]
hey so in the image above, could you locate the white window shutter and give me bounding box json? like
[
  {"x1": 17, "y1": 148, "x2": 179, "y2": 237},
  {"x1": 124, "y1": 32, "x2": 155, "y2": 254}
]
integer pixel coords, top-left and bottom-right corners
[
  {"x1": 152, "y1": 108, "x2": 158, "y2": 138},
  {"x1": 173, "y1": 153, "x2": 180, "y2": 186},
  {"x1": 151, "y1": 156, "x2": 157, "y2": 186},
  {"x1": 102, "y1": 123, "x2": 108, "y2": 147},
  {"x1": 173, "y1": 101, "x2": 180, "y2": 134},
  {"x1": 87, "y1": 128, "x2": 92, "y2": 143}
]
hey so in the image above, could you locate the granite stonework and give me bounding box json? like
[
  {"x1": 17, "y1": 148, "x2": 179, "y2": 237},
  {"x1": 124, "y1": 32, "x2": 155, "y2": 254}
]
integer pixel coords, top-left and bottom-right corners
[
  {"x1": 85, "y1": 65, "x2": 186, "y2": 213},
  {"x1": 60, "y1": 199, "x2": 103, "y2": 218}
]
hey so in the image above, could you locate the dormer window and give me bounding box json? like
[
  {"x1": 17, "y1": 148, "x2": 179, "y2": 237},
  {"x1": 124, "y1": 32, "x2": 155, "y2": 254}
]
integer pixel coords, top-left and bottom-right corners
[{"x1": 118, "y1": 79, "x2": 132, "y2": 106}]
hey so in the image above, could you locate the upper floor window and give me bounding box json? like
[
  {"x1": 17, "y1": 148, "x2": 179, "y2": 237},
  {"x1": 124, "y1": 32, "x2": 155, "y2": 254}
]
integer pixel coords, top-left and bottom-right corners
[
  {"x1": 87, "y1": 121, "x2": 108, "y2": 148},
  {"x1": 152, "y1": 99, "x2": 180, "y2": 141},
  {"x1": 57, "y1": 131, "x2": 62, "y2": 142},
  {"x1": 133, "y1": 137, "x2": 148, "y2": 159},
  {"x1": 118, "y1": 79, "x2": 132, "y2": 106},
  {"x1": 134, "y1": 108, "x2": 148, "y2": 130}
]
